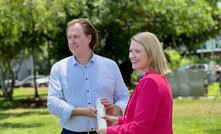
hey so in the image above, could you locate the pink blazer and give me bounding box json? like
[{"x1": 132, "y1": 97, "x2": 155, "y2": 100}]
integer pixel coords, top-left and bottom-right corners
[{"x1": 107, "y1": 71, "x2": 173, "y2": 134}]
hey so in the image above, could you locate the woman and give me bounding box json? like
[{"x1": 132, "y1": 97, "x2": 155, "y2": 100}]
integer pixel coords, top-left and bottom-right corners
[{"x1": 97, "y1": 32, "x2": 173, "y2": 134}]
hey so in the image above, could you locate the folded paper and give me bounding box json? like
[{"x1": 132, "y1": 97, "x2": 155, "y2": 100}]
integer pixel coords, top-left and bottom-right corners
[{"x1": 96, "y1": 98, "x2": 107, "y2": 129}]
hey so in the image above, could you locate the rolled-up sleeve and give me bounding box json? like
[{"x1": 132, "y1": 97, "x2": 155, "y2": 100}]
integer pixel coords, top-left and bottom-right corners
[
  {"x1": 47, "y1": 63, "x2": 75, "y2": 123},
  {"x1": 113, "y1": 63, "x2": 129, "y2": 114}
]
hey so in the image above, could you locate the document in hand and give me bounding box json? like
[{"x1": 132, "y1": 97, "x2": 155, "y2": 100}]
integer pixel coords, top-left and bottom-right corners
[{"x1": 96, "y1": 98, "x2": 107, "y2": 129}]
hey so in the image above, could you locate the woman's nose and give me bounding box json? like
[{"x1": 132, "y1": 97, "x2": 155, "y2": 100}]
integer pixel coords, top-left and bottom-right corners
[{"x1": 129, "y1": 52, "x2": 135, "y2": 59}]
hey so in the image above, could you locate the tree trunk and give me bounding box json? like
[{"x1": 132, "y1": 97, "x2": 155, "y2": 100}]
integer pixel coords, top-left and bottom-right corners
[{"x1": 32, "y1": 47, "x2": 39, "y2": 98}]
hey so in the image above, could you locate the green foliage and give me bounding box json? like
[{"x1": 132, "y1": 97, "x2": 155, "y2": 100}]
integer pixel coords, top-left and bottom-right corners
[
  {"x1": 0, "y1": 0, "x2": 220, "y2": 94},
  {"x1": 165, "y1": 49, "x2": 190, "y2": 70},
  {"x1": 47, "y1": 0, "x2": 221, "y2": 62},
  {"x1": 130, "y1": 70, "x2": 141, "y2": 84},
  {"x1": 164, "y1": 47, "x2": 221, "y2": 71},
  {"x1": 137, "y1": 0, "x2": 220, "y2": 51}
]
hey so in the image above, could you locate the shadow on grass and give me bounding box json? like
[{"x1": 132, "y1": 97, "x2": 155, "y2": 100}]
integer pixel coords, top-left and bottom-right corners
[
  {"x1": 0, "y1": 122, "x2": 43, "y2": 129},
  {"x1": 0, "y1": 97, "x2": 47, "y2": 110},
  {"x1": 14, "y1": 93, "x2": 48, "y2": 100},
  {"x1": 204, "y1": 129, "x2": 221, "y2": 134},
  {"x1": 0, "y1": 110, "x2": 49, "y2": 120}
]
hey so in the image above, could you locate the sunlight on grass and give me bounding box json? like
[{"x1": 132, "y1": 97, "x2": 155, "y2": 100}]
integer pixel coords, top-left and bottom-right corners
[
  {"x1": 0, "y1": 88, "x2": 61, "y2": 134},
  {"x1": 173, "y1": 96, "x2": 221, "y2": 134},
  {"x1": 208, "y1": 82, "x2": 220, "y2": 96},
  {"x1": 0, "y1": 85, "x2": 221, "y2": 134},
  {"x1": 173, "y1": 82, "x2": 221, "y2": 134},
  {"x1": 0, "y1": 108, "x2": 61, "y2": 134},
  {"x1": 14, "y1": 87, "x2": 48, "y2": 99}
]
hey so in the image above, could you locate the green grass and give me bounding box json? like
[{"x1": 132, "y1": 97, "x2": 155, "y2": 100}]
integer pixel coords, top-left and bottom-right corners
[
  {"x1": 0, "y1": 84, "x2": 221, "y2": 134},
  {"x1": 173, "y1": 82, "x2": 221, "y2": 134},
  {"x1": 173, "y1": 97, "x2": 221, "y2": 134},
  {"x1": 0, "y1": 88, "x2": 61, "y2": 134},
  {"x1": 0, "y1": 108, "x2": 61, "y2": 134}
]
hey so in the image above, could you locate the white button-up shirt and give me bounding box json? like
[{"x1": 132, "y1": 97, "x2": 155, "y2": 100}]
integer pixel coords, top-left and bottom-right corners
[{"x1": 47, "y1": 54, "x2": 129, "y2": 132}]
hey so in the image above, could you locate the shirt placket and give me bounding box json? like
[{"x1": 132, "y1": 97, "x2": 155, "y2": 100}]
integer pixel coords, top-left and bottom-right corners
[{"x1": 84, "y1": 66, "x2": 94, "y2": 131}]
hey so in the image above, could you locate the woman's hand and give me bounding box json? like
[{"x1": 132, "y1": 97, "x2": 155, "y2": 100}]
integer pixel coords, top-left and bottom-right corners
[
  {"x1": 97, "y1": 115, "x2": 119, "y2": 134},
  {"x1": 97, "y1": 127, "x2": 107, "y2": 134},
  {"x1": 103, "y1": 115, "x2": 119, "y2": 126}
]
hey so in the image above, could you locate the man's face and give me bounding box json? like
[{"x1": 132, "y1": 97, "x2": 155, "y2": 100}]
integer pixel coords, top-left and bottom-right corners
[{"x1": 67, "y1": 23, "x2": 91, "y2": 56}]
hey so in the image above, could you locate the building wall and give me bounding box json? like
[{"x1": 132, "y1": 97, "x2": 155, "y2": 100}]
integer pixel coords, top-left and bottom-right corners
[
  {"x1": 17, "y1": 56, "x2": 33, "y2": 80},
  {"x1": 196, "y1": 33, "x2": 221, "y2": 58}
]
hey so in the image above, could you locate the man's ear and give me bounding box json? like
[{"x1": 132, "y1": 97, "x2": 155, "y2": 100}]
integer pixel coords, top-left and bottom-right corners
[{"x1": 87, "y1": 34, "x2": 92, "y2": 43}]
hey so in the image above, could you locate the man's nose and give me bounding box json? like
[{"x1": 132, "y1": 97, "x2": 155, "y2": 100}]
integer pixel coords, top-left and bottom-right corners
[{"x1": 70, "y1": 37, "x2": 76, "y2": 43}]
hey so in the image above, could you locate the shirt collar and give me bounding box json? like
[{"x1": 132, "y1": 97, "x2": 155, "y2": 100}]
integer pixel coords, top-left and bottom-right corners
[{"x1": 72, "y1": 53, "x2": 96, "y2": 66}]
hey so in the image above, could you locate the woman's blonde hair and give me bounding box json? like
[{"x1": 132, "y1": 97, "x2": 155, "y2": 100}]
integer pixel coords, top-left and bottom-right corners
[{"x1": 131, "y1": 32, "x2": 170, "y2": 75}]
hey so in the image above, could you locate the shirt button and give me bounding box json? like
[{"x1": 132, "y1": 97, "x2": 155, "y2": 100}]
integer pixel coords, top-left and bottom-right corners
[
  {"x1": 91, "y1": 128, "x2": 94, "y2": 130},
  {"x1": 86, "y1": 78, "x2": 88, "y2": 80},
  {"x1": 88, "y1": 103, "x2": 90, "y2": 105},
  {"x1": 87, "y1": 90, "x2": 89, "y2": 92}
]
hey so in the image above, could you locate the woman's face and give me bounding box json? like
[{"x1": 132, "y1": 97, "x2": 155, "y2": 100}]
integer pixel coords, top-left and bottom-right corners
[{"x1": 129, "y1": 40, "x2": 149, "y2": 74}]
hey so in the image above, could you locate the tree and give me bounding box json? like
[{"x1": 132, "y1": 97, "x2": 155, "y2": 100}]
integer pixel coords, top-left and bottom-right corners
[
  {"x1": 48, "y1": 0, "x2": 221, "y2": 83},
  {"x1": 1, "y1": 0, "x2": 220, "y2": 99},
  {"x1": 0, "y1": 0, "x2": 26, "y2": 100},
  {"x1": 0, "y1": 0, "x2": 64, "y2": 100}
]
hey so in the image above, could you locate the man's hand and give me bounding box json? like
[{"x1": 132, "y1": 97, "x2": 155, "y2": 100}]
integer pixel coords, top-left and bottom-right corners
[
  {"x1": 72, "y1": 106, "x2": 97, "y2": 118},
  {"x1": 100, "y1": 98, "x2": 114, "y2": 115},
  {"x1": 100, "y1": 98, "x2": 122, "y2": 116}
]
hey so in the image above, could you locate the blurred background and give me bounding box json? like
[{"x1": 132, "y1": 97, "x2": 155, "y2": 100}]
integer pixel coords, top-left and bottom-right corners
[
  {"x1": 1, "y1": 1, "x2": 221, "y2": 134},
  {"x1": 0, "y1": 0, "x2": 221, "y2": 100}
]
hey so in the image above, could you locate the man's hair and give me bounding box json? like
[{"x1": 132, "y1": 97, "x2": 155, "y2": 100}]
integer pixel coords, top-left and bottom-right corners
[
  {"x1": 67, "y1": 18, "x2": 98, "y2": 50},
  {"x1": 131, "y1": 32, "x2": 170, "y2": 75}
]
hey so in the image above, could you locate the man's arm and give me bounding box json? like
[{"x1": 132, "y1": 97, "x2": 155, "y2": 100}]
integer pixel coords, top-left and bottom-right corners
[{"x1": 71, "y1": 106, "x2": 97, "y2": 118}]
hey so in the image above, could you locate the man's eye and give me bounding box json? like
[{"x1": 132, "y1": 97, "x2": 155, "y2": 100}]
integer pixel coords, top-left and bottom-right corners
[{"x1": 74, "y1": 35, "x2": 80, "y2": 38}]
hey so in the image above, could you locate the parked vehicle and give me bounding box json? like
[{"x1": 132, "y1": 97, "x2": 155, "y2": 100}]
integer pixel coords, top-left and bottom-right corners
[
  {"x1": 177, "y1": 63, "x2": 215, "y2": 83},
  {"x1": 15, "y1": 75, "x2": 49, "y2": 88},
  {"x1": 0, "y1": 79, "x2": 15, "y2": 89},
  {"x1": 177, "y1": 63, "x2": 209, "y2": 72}
]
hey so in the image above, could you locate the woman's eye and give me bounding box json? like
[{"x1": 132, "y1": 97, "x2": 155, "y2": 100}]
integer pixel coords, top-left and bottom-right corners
[{"x1": 135, "y1": 50, "x2": 141, "y2": 53}]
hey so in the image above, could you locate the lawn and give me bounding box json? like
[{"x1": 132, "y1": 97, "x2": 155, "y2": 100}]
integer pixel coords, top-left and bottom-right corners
[
  {"x1": 0, "y1": 83, "x2": 221, "y2": 134},
  {"x1": 0, "y1": 88, "x2": 61, "y2": 134}
]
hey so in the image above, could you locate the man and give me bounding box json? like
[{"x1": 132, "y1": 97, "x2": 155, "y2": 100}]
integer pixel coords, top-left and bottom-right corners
[{"x1": 47, "y1": 18, "x2": 129, "y2": 134}]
